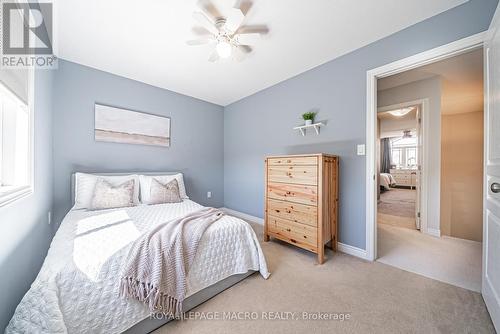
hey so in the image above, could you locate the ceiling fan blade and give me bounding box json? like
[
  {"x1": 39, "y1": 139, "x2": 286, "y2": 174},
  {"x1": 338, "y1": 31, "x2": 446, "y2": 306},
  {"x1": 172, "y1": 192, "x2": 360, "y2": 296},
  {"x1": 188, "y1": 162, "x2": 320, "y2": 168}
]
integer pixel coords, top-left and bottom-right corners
[
  {"x1": 236, "y1": 25, "x2": 269, "y2": 35},
  {"x1": 186, "y1": 38, "x2": 214, "y2": 46},
  {"x1": 239, "y1": 45, "x2": 252, "y2": 53},
  {"x1": 235, "y1": 32, "x2": 260, "y2": 45},
  {"x1": 191, "y1": 26, "x2": 212, "y2": 36},
  {"x1": 208, "y1": 50, "x2": 220, "y2": 63},
  {"x1": 224, "y1": 8, "x2": 245, "y2": 33},
  {"x1": 197, "y1": 0, "x2": 222, "y2": 22},
  {"x1": 233, "y1": 46, "x2": 247, "y2": 62},
  {"x1": 234, "y1": 0, "x2": 253, "y2": 16},
  {"x1": 193, "y1": 12, "x2": 219, "y2": 35}
]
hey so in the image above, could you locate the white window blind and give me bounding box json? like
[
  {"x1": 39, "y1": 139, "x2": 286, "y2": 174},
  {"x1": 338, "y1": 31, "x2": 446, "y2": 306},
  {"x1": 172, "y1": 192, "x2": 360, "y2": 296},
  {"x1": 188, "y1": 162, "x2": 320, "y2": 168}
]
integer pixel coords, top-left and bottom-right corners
[{"x1": 0, "y1": 80, "x2": 32, "y2": 206}]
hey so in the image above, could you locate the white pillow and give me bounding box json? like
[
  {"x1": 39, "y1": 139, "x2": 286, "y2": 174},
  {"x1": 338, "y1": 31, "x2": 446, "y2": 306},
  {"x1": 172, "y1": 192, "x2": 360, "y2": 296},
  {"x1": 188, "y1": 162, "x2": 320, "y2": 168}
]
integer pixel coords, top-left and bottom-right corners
[
  {"x1": 91, "y1": 179, "x2": 136, "y2": 210},
  {"x1": 139, "y1": 173, "x2": 188, "y2": 204},
  {"x1": 74, "y1": 173, "x2": 140, "y2": 210}
]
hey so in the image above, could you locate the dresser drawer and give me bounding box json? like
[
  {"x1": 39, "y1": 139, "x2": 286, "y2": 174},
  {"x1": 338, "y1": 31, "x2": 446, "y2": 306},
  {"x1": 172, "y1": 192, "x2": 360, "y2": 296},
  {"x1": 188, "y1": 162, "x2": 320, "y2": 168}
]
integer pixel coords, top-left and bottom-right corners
[
  {"x1": 268, "y1": 156, "x2": 317, "y2": 166},
  {"x1": 268, "y1": 165, "x2": 318, "y2": 185},
  {"x1": 267, "y1": 215, "x2": 317, "y2": 251},
  {"x1": 267, "y1": 198, "x2": 317, "y2": 227},
  {"x1": 267, "y1": 182, "x2": 317, "y2": 206}
]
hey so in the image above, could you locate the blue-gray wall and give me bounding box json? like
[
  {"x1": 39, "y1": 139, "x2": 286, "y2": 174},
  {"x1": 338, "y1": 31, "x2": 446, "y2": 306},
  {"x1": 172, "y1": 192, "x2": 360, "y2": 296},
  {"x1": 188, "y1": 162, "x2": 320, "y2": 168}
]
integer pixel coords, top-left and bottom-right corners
[
  {"x1": 0, "y1": 69, "x2": 54, "y2": 331},
  {"x1": 52, "y1": 60, "x2": 225, "y2": 224},
  {"x1": 223, "y1": 0, "x2": 498, "y2": 249}
]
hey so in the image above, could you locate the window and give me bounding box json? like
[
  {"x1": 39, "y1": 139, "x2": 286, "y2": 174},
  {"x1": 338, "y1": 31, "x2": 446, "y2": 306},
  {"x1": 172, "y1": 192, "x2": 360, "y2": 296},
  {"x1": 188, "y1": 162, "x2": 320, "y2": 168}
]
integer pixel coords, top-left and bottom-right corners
[
  {"x1": 390, "y1": 136, "x2": 418, "y2": 169},
  {"x1": 0, "y1": 80, "x2": 32, "y2": 206}
]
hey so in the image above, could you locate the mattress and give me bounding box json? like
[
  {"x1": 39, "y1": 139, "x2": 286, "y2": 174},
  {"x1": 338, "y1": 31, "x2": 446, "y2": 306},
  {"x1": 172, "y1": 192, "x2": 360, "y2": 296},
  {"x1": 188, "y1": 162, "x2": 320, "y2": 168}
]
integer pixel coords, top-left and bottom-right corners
[{"x1": 6, "y1": 200, "x2": 269, "y2": 334}]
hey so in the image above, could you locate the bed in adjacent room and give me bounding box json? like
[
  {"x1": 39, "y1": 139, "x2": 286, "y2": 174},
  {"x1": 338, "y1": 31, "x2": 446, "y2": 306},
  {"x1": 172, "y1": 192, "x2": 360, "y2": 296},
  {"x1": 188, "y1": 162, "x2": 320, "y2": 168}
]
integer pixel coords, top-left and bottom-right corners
[
  {"x1": 380, "y1": 173, "x2": 396, "y2": 191},
  {"x1": 6, "y1": 173, "x2": 269, "y2": 334}
]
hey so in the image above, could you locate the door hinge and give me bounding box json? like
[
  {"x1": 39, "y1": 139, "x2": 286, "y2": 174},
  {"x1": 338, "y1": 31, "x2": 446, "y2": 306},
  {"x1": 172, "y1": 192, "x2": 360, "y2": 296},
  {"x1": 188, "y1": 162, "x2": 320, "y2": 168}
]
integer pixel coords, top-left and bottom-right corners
[{"x1": 417, "y1": 212, "x2": 421, "y2": 218}]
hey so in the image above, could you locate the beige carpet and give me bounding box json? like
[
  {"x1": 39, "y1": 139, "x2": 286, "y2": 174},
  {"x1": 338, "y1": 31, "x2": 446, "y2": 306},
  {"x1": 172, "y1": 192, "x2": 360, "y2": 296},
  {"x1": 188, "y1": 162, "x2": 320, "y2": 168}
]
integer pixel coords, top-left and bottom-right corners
[
  {"x1": 378, "y1": 224, "x2": 483, "y2": 292},
  {"x1": 153, "y1": 222, "x2": 494, "y2": 334}
]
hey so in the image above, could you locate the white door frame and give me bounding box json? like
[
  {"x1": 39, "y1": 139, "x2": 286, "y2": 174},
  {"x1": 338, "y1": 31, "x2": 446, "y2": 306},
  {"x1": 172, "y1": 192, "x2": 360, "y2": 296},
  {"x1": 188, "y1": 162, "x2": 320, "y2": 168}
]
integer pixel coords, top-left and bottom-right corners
[
  {"x1": 377, "y1": 99, "x2": 428, "y2": 234},
  {"x1": 365, "y1": 32, "x2": 486, "y2": 261}
]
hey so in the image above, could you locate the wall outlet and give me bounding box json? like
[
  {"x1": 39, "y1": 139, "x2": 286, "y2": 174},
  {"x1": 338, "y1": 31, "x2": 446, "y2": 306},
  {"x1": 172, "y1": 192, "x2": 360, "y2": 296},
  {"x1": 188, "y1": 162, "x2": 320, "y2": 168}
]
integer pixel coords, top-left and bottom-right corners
[
  {"x1": 357, "y1": 144, "x2": 366, "y2": 156},
  {"x1": 48, "y1": 211, "x2": 52, "y2": 225},
  {"x1": 207, "y1": 191, "x2": 212, "y2": 199}
]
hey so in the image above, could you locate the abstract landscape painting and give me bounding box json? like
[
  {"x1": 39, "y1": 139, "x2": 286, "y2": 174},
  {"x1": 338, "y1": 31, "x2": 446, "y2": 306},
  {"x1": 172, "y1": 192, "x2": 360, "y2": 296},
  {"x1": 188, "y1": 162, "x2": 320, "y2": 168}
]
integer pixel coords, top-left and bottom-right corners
[{"x1": 95, "y1": 104, "x2": 170, "y2": 147}]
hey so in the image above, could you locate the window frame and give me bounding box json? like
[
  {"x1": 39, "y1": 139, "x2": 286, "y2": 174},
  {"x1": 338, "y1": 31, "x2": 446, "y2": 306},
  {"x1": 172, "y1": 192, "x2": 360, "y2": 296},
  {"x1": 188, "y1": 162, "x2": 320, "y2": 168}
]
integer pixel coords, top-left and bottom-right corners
[
  {"x1": 391, "y1": 137, "x2": 418, "y2": 169},
  {"x1": 0, "y1": 69, "x2": 34, "y2": 207}
]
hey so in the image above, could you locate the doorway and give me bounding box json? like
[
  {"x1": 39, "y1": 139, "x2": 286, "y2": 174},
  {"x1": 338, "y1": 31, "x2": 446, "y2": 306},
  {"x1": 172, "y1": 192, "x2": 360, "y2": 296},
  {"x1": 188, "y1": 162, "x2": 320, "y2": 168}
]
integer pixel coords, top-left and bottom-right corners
[
  {"x1": 377, "y1": 104, "x2": 421, "y2": 231},
  {"x1": 365, "y1": 34, "x2": 486, "y2": 292}
]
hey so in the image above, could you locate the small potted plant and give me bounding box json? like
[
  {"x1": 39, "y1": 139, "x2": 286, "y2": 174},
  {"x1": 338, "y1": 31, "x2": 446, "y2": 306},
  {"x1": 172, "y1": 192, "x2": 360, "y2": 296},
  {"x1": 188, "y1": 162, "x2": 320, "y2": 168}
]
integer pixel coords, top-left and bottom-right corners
[{"x1": 302, "y1": 111, "x2": 317, "y2": 126}]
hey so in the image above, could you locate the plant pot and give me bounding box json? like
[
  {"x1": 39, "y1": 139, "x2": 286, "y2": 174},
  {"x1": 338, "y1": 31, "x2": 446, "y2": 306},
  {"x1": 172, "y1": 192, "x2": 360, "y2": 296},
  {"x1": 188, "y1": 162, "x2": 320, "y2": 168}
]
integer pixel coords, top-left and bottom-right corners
[{"x1": 305, "y1": 119, "x2": 313, "y2": 126}]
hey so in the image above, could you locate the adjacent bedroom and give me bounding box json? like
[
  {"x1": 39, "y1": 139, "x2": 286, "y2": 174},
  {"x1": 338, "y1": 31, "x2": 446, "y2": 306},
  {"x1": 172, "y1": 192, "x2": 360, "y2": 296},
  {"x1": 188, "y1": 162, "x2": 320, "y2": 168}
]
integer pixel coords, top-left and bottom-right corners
[
  {"x1": 377, "y1": 108, "x2": 419, "y2": 231},
  {"x1": 1, "y1": 1, "x2": 499, "y2": 333}
]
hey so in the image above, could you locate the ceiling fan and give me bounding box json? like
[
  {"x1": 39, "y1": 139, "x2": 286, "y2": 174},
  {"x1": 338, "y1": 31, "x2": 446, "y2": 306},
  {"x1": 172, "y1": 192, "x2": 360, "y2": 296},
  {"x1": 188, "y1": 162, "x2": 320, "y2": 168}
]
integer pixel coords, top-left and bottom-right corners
[{"x1": 187, "y1": 0, "x2": 267, "y2": 62}]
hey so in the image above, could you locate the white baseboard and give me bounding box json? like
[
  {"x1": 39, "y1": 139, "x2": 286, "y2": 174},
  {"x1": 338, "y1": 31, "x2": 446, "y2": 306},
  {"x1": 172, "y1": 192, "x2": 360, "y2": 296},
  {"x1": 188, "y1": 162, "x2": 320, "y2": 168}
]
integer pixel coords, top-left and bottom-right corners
[
  {"x1": 221, "y1": 207, "x2": 368, "y2": 261},
  {"x1": 426, "y1": 228, "x2": 441, "y2": 237},
  {"x1": 337, "y1": 242, "x2": 369, "y2": 260},
  {"x1": 220, "y1": 207, "x2": 264, "y2": 225}
]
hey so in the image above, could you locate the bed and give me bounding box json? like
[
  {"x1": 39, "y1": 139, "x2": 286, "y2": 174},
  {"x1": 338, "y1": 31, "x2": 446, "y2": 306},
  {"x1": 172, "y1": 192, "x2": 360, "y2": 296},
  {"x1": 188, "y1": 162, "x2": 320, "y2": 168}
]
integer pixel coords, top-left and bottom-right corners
[
  {"x1": 380, "y1": 173, "x2": 396, "y2": 190},
  {"x1": 6, "y1": 173, "x2": 269, "y2": 334}
]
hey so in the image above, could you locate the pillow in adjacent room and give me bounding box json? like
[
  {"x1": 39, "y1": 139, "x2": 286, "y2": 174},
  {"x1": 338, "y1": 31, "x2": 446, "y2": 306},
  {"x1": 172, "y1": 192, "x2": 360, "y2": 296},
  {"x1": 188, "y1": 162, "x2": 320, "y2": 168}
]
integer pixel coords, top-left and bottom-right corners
[
  {"x1": 74, "y1": 173, "x2": 140, "y2": 209},
  {"x1": 90, "y1": 179, "x2": 136, "y2": 210},
  {"x1": 149, "y1": 178, "x2": 182, "y2": 205},
  {"x1": 139, "y1": 173, "x2": 188, "y2": 204}
]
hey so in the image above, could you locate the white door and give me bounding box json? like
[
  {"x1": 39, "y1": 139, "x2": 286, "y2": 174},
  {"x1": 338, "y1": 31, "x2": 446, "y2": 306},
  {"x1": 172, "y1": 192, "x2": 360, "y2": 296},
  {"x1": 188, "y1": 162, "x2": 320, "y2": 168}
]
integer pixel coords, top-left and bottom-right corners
[
  {"x1": 415, "y1": 105, "x2": 422, "y2": 230},
  {"x1": 483, "y1": 5, "x2": 500, "y2": 331}
]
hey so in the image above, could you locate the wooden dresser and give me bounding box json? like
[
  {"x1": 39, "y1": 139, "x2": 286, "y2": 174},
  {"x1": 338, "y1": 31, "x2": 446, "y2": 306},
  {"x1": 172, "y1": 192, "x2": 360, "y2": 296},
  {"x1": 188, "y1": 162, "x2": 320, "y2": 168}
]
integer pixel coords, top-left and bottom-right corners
[
  {"x1": 389, "y1": 168, "x2": 417, "y2": 188},
  {"x1": 264, "y1": 154, "x2": 339, "y2": 264}
]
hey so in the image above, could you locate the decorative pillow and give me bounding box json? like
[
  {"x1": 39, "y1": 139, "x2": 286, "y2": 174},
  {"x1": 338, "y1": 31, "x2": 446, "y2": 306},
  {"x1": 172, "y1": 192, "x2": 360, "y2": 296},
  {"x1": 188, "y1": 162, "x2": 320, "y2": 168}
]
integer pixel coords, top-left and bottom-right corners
[
  {"x1": 90, "y1": 179, "x2": 136, "y2": 210},
  {"x1": 149, "y1": 178, "x2": 182, "y2": 205},
  {"x1": 74, "y1": 173, "x2": 140, "y2": 210},
  {"x1": 139, "y1": 173, "x2": 188, "y2": 204}
]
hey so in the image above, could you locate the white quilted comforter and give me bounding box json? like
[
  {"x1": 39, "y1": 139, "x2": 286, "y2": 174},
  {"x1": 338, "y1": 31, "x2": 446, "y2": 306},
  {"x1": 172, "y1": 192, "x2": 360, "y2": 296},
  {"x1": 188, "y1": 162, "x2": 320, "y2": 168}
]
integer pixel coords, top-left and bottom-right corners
[{"x1": 6, "y1": 200, "x2": 269, "y2": 334}]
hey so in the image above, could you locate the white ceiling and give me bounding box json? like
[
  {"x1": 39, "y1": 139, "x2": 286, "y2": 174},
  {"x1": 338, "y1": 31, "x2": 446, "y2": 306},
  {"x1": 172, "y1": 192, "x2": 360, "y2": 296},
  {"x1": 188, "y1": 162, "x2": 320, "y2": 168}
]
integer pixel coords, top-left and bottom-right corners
[
  {"x1": 378, "y1": 48, "x2": 483, "y2": 115},
  {"x1": 54, "y1": 0, "x2": 467, "y2": 106}
]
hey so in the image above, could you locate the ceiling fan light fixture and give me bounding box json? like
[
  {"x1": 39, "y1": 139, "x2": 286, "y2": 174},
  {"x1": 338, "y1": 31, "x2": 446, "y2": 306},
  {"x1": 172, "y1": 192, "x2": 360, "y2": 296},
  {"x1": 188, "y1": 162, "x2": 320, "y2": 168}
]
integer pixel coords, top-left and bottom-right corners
[{"x1": 216, "y1": 40, "x2": 232, "y2": 58}]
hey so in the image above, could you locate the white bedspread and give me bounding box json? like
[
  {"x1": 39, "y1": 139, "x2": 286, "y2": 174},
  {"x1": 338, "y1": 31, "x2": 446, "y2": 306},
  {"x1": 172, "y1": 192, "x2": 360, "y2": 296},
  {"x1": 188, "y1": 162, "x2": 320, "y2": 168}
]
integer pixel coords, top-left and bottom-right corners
[
  {"x1": 380, "y1": 173, "x2": 396, "y2": 190},
  {"x1": 6, "y1": 200, "x2": 269, "y2": 334}
]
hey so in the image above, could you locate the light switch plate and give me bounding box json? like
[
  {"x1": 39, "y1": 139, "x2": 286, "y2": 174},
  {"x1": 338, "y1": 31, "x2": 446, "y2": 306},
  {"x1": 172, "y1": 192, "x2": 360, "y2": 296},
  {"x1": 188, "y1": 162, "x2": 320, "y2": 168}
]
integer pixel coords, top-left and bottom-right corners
[
  {"x1": 207, "y1": 191, "x2": 212, "y2": 199},
  {"x1": 357, "y1": 144, "x2": 366, "y2": 156}
]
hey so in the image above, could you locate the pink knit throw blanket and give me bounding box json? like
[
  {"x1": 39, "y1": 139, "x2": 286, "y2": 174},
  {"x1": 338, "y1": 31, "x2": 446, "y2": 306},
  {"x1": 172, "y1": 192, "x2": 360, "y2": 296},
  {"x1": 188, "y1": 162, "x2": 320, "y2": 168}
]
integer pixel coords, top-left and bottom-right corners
[{"x1": 119, "y1": 207, "x2": 224, "y2": 317}]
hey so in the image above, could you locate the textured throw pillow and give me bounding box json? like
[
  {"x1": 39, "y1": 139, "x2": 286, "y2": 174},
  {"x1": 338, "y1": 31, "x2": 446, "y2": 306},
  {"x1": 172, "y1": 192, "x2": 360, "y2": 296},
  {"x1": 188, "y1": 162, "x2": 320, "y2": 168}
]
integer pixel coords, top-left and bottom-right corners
[
  {"x1": 149, "y1": 178, "x2": 182, "y2": 205},
  {"x1": 139, "y1": 173, "x2": 188, "y2": 204},
  {"x1": 90, "y1": 179, "x2": 136, "y2": 210},
  {"x1": 74, "y1": 173, "x2": 140, "y2": 209}
]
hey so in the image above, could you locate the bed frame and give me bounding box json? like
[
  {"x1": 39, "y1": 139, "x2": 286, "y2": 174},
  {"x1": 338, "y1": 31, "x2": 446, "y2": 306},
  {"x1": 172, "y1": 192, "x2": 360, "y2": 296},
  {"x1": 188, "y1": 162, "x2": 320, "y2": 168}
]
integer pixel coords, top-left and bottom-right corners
[
  {"x1": 71, "y1": 172, "x2": 257, "y2": 333},
  {"x1": 124, "y1": 271, "x2": 256, "y2": 333}
]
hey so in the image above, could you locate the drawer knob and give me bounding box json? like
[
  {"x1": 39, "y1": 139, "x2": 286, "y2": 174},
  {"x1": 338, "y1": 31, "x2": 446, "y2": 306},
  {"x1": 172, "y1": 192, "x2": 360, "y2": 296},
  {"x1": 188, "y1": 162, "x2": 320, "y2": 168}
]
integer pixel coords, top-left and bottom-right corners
[{"x1": 286, "y1": 228, "x2": 291, "y2": 232}]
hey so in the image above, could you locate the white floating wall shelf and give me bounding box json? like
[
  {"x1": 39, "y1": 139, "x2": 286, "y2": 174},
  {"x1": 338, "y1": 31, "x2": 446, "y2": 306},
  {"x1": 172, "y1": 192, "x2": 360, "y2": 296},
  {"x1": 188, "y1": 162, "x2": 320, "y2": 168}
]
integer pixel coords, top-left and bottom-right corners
[{"x1": 293, "y1": 122, "x2": 324, "y2": 136}]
